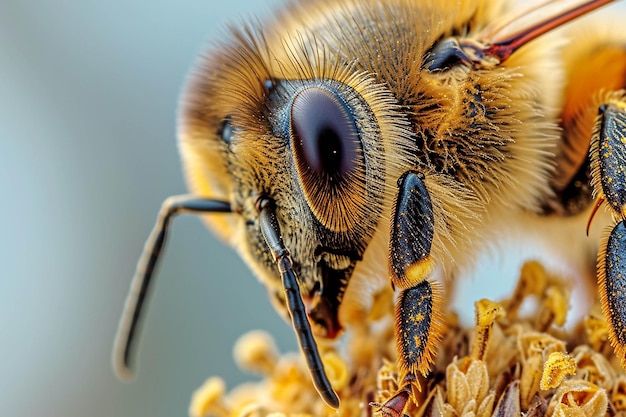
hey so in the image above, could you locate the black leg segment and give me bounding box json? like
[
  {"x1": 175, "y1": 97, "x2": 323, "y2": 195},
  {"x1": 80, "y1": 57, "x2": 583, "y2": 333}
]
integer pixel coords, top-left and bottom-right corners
[
  {"x1": 396, "y1": 281, "x2": 434, "y2": 374},
  {"x1": 390, "y1": 171, "x2": 435, "y2": 289}
]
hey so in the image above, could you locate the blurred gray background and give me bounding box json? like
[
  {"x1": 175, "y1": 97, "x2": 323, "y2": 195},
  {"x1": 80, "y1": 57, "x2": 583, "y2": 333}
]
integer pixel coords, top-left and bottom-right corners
[
  {"x1": 0, "y1": 1, "x2": 294, "y2": 416},
  {"x1": 2, "y1": 1, "x2": 626, "y2": 417}
]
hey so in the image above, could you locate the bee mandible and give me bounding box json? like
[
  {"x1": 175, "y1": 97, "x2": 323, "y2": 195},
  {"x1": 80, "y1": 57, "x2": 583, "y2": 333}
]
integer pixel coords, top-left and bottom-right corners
[{"x1": 113, "y1": 0, "x2": 626, "y2": 414}]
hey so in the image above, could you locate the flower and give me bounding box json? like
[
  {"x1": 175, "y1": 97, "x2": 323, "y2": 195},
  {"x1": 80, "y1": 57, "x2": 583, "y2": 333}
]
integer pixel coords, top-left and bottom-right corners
[{"x1": 191, "y1": 261, "x2": 625, "y2": 416}]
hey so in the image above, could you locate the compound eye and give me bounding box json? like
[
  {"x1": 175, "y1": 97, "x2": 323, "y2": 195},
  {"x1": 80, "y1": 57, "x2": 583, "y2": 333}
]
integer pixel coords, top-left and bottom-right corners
[
  {"x1": 289, "y1": 87, "x2": 365, "y2": 232},
  {"x1": 291, "y1": 87, "x2": 360, "y2": 179},
  {"x1": 425, "y1": 38, "x2": 470, "y2": 71},
  {"x1": 219, "y1": 117, "x2": 233, "y2": 143}
]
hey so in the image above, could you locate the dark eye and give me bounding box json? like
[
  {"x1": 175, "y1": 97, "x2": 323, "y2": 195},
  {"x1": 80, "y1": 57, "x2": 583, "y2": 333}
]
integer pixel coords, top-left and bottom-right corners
[
  {"x1": 288, "y1": 86, "x2": 366, "y2": 232},
  {"x1": 425, "y1": 38, "x2": 470, "y2": 71},
  {"x1": 290, "y1": 87, "x2": 360, "y2": 179},
  {"x1": 219, "y1": 117, "x2": 232, "y2": 143}
]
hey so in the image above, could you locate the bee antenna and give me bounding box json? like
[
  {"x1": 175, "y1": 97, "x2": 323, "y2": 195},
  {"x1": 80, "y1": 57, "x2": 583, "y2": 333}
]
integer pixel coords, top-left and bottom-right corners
[
  {"x1": 484, "y1": 0, "x2": 615, "y2": 61},
  {"x1": 112, "y1": 195, "x2": 231, "y2": 381},
  {"x1": 256, "y1": 196, "x2": 341, "y2": 409}
]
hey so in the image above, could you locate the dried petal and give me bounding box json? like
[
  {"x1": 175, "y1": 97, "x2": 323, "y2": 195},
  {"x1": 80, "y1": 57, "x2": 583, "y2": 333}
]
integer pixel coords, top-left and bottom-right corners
[
  {"x1": 466, "y1": 360, "x2": 490, "y2": 405},
  {"x1": 519, "y1": 332, "x2": 567, "y2": 362},
  {"x1": 189, "y1": 377, "x2": 229, "y2": 417},
  {"x1": 526, "y1": 394, "x2": 549, "y2": 417},
  {"x1": 476, "y1": 391, "x2": 496, "y2": 417},
  {"x1": 227, "y1": 382, "x2": 267, "y2": 417},
  {"x1": 235, "y1": 403, "x2": 263, "y2": 417},
  {"x1": 584, "y1": 311, "x2": 610, "y2": 352},
  {"x1": 460, "y1": 399, "x2": 478, "y2": 416},
  {"x1": 428, "y1": 387, "x2": 456, "y2": 417},
  {"x1": 492, "y1": 381, "x2": 520, "y2": 417},
  {"x1": 521, "y1": 355, "x2": 544, "y2": 410},
  {"x1": 446, "y1": 359, "x2": 491, "y2": 415},
  {"x1": 612, "y1": 377, "x2": 626, "y2": 411},
  {"x1": 503, "y1": 261, "x2": 548, "y2": 320},
  {"x1": 573, "y1": 345, "x2": 616, "y2": 390},
  {"x1": 322, "y1": 351, "x2": 349, "y2": 391},
  {"x1": 447, "y1": 361, "x2": 473, "y2": 413},
  {"x1": 269, "y1": 356, "x2": 315, "y2": 409},
  {"x1": 540, "y1": 352, "x2": 576, "y2": 390},
  {"x1": 536, "y1": 285, "x2": 570, "y2": 331},
  {"x1": 375, "y1": 359, "x2": 400, "y2": 403},
  {"x1": 548, "y1": 381, "x2": 608, "y2": 417},
  {"x1": 472, "y1": 299, "x2": 504, "y2": 361},
  {"x1": 234, "y1": 330, "x2": 279, "y2": 375}
]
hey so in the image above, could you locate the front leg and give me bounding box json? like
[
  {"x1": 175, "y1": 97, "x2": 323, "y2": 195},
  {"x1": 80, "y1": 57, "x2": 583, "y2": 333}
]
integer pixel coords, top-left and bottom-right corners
[
  {"x1": 590, "y1": 96, "x2": 626, "y2": 366},
  {"x1": 373, "y1": 171, "x2": 445, "y2": 416}
]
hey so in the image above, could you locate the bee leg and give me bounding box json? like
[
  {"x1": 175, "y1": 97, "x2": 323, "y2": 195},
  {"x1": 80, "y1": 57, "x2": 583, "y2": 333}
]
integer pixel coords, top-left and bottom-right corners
[
  {"x1": 372, "y1": 171, "x2": 444, "y2": 416},
  {"x1": 599, "y1": 221, "x2": 626, "y2": 364},
  {"x1": 590, "y1": 99, "x2": 626, "y2": 366}
]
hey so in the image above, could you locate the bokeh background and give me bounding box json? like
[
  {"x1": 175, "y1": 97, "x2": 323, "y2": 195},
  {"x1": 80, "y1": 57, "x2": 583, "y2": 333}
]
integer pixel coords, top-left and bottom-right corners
[
  {"x1": 2, "y1": 1, "x2": 626, "y2": 416},
  {"x1": 1, "y1": 1, "x2": 293, "y2": 416}
]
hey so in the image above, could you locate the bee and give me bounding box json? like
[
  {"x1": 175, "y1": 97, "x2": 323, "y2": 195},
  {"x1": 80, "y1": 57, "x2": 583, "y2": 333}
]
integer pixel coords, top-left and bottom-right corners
[{"x1": 113, "y1": 0, "x2": 626, "y2": 414}]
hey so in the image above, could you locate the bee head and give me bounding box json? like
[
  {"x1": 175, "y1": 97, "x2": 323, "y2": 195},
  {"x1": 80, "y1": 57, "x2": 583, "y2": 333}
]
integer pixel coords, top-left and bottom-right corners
[
  {"x1": 178, "y1": 0, "x2": 608, "y2": 337},
  {"x1": 177, "y1": 11, "x2": 421, "y2": 337}
]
